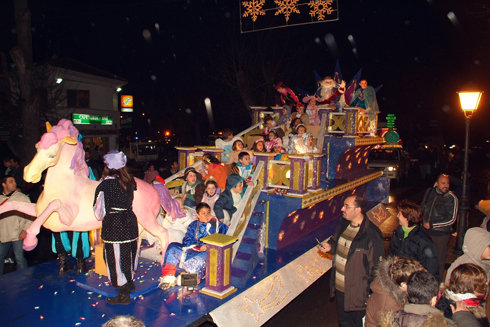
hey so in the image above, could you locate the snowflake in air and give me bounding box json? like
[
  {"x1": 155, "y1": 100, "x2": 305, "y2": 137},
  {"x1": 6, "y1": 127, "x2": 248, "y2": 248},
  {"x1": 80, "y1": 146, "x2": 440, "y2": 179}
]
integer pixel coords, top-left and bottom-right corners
[
  {"x1": 308, "y1": 0, "x2": 334, "y2": 21},
  {"x1": 274, "y1": 0, "x2": 300, "y2": 22},
  {"x1": 242, "y1": 0, "x2": 266, "y2": 22}
]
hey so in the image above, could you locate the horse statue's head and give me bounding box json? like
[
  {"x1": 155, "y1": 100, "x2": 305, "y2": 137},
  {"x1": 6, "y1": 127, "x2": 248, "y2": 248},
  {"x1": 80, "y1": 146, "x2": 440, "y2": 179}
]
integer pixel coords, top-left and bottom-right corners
[{"x1": 24, "y1": 119, "x2": 89, "y2": 183}]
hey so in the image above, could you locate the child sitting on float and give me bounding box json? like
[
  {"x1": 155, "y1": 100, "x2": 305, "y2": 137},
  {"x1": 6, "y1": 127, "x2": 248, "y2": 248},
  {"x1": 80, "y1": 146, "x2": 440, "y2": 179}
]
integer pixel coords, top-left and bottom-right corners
[
  {"x1": 201, "y1": 179, "x2": 219, "y2": 216},
  {"x1": 262, "y1": 114, "x2": 276, "y2": 137},
  {"x1": 226, "y1": 139, "x2": 246, "y2": 165},
  {"x1": 140, "y1": 179, "x2": 197, "y2": 261},
  {"x1": 158, "y1": 202, "x2": 228, "y2": 289},
  {"x1": 231, "y1": 152, "x2": 256, "y2": 190},
  {"x1": 303, "y1": 95, "x2": 321, "y2": 126},
  {"x1": 276, "y1": 106, "x2": 291, "y2": 127},
  {"x1": 180, "y1": 167, "x2": 205, "y2": 208},
  {"x1": 292, "y1": 103, "x2": 309, "y2": 126},
  {"x1": 265, "y1": 130, "x2": 283, "y2": 153},
  {"x1": 215, "y1": 128, "x2": 242, "y2": 162},
  {"x1": 214, "y1": 174, "x2": 245, "y2": 226}
]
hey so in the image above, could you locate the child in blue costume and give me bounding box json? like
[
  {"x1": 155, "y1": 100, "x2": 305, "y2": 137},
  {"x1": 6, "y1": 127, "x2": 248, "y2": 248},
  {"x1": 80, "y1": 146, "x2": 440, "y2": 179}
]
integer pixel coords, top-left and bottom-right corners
[{"x1": 159, "y1": 202, "x2": 228, "y2": 289}]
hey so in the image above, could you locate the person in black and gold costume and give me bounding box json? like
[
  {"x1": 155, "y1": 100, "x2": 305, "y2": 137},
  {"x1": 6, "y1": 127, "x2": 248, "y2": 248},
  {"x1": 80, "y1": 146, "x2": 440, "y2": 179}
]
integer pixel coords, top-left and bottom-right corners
[{"x1": 93, "y1": 151, "x2": 138, "y2": 305}]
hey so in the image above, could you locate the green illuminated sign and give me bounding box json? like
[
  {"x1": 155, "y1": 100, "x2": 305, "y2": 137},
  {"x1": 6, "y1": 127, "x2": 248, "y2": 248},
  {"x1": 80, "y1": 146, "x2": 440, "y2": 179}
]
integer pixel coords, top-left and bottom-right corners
[
  {"x1": 72, "y1": 114, "x2": 113, "y2": 125},
  {"x1": 386, "y1": 114, "x2": 396, "y2": 129}
]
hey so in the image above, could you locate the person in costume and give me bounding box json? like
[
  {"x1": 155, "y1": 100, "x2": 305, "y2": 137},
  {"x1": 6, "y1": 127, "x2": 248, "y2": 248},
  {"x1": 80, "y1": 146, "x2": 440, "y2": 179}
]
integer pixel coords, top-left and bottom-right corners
[
  {"x1": 158, "y1": 202, "x2": 228, "y2": 289},
  {"x1": 93, "y1": 151, "x2": 138, "y2": 305},
  {"x1": 274, "y1": 82, "x2": 300, "y2": 109},
  {"x1": 214, "y1": 174, "x2": 245, "y2": 225},
  {"x1": 317, "y1": 76, "x2": 346, "y2": 111},
  {"x1": 52, "y1": 135, "x2": 94, "y2": 275},
  {"x1": 349, "y1": 79, "x2": 380, "y2": 136},
  {"x1": 180, "y1": 167, "x2": 205, "y2": 208}
]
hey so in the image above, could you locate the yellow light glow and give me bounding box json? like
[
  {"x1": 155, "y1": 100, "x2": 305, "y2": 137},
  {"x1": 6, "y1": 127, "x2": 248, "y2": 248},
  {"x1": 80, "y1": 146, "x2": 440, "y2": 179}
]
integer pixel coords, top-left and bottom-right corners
[
  {"x1": 458, "y1": 91, "x2": 482, "y2": 111},
  {"x1": 164, "y1": 130, "x2": 171, "y2": 136}
]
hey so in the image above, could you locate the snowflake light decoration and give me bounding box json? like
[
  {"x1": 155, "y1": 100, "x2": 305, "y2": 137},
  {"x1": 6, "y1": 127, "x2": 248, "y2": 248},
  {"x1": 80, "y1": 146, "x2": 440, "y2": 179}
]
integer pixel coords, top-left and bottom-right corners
[
  {"x1": 274, "y1": 0, "x2": 300, "y2": 23},
  {"x1": 242, "y1": 0, "x2": 266, "y2": 22},
  {"x1": 308, "y1": 0, "x2": 334, "y2": 21}
]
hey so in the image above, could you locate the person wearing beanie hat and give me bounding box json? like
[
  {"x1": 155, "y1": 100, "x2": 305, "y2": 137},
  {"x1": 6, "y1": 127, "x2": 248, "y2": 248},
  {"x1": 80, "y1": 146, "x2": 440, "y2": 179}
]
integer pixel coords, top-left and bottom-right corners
[
  {"x1": 180, "y1": 167, "x2": 205, "y2": 208},
  {"x1": 445, "y1": 227, "x2": 490, "y2": 284},
  {"x1": 214, "y1": 174, "x2": 245, "y2": 225},
  {"x1": 93, "y1": 151, "x2": 138, "y2": 305}
]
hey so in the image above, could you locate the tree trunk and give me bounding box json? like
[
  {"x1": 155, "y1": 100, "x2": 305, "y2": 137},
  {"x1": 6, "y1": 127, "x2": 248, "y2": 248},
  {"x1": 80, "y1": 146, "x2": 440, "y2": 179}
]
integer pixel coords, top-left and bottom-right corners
[{"x1": 12, "y1": 0, "x2": 39, "y2": 164}]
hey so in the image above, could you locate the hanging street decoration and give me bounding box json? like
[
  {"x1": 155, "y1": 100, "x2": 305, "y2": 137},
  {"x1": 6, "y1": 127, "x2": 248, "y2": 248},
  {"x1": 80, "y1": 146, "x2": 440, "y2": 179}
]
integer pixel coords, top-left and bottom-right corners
[{"x1": 240, "y1": 0, "x2": 339, "y2": 33}]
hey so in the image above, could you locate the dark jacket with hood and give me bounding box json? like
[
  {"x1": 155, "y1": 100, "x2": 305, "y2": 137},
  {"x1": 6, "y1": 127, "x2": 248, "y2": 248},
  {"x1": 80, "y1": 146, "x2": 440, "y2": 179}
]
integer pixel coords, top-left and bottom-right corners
[
  {"x1": 327, "y1": 215, "x2": 384, "y2": 312},
  {"x1": 420, "y1": 187, "x2": 458, "y2": 234},
  {"x1": 214, "y1": 174, "x2": 243, "y2": 221},
  {"x1": 365, "y1": 257, "x2": 409, "y2": 327},
  {"x1": 388, "y1": 225, "x2": 440, "y2": 280}
]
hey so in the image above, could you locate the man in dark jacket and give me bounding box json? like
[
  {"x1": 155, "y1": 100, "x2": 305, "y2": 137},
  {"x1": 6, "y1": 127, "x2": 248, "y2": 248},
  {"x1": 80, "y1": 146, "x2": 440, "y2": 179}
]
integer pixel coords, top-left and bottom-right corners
[
  {"x1": 319, "y1": 195, "x2": 384, "y2": 327},
  {"x1": 420, "y1": 174, "x2": 458, "y2": 279}
]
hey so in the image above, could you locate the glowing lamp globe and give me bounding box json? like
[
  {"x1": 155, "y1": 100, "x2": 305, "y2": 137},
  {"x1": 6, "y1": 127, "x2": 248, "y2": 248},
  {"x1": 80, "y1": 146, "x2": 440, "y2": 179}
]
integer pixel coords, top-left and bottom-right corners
[{"x1": 458, "y1": 91, "x2": 482, "y2": 117}]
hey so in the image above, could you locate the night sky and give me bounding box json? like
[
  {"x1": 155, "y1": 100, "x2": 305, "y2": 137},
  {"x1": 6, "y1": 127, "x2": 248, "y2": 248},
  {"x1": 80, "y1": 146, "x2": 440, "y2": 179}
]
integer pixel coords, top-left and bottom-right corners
[{"x1": 0, "y1": 0, "x2": 489, "y2": 148}]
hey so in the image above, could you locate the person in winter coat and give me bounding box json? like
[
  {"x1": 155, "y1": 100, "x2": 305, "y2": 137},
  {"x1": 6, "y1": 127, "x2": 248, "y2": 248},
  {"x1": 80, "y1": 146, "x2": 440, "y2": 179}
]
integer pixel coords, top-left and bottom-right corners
[
  {"x1": 214, "y1": 174, "x2": 244, "y2": 226},
  {"x1": 318, "y1": 195, "x2": 384, "y2": 327},
  {"x1": 445, "y1": 227, "x2": 490, "y2": 284},
  {"x1": 379, "y1": 270, "x2": 472, "y2": 327},
  {"x1": 437, "y1": 263, "x2": 489, "y2": 327},
  {"x1": 388, "y1": 200, "x2": 440, "y2": 279},
  {"x1": 365, "y1": 256, "x2": 426, "y2": 327},
  {"x1": 420, "y1": 174, "x2": 458, "y2": 279}
]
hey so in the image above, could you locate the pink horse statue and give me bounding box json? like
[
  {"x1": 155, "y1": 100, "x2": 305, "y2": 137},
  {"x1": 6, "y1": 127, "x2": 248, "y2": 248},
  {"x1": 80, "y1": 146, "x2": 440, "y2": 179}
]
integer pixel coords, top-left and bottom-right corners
[{"x1": 0, "y1": 119, "x2": 169, "y2": 262}]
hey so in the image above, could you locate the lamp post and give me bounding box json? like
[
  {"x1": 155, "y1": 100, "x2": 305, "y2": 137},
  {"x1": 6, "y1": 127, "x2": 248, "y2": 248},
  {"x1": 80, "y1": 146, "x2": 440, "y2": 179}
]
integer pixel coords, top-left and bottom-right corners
[{"x1": 456, "y1": 91, "x2": 482, "y2": 252}]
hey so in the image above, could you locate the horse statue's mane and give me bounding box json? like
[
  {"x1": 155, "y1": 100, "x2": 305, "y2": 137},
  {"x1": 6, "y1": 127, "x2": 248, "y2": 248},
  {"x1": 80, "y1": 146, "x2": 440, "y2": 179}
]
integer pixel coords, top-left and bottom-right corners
[{"x1": 38, "y1": 119, "x2": 89, "y2": 177}]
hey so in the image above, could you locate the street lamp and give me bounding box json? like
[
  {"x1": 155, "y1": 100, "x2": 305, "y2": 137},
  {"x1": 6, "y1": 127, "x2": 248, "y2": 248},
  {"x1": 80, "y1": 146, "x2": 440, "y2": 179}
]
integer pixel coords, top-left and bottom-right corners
[{"x1": 456, "y1": 91, "x2": 482, "y2": 252}]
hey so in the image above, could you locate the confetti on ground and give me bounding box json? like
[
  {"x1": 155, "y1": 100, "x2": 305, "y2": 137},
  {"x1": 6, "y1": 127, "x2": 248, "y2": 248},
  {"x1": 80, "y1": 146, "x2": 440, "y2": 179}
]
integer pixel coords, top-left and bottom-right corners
[
  {"x1": 69, "y1": 280, "x2": 75, "y2": 282},
  {"x1": 79, "y1": 317, "x2": 86, "y2": 320},
  {"x1": 75, "y1": 323, "x2": 81, "y2": 326},
  {"x1": 34, "y1": 306, "x2": 39, "y2": 310},
  {"x1": 40, "y1": 315, "x2": 44, "y2": 320},
  {"x1": 170, "y1": 313, "x2": 176, "y2": 316},
  {"x1": 54, "y1": 291, "x2": 58, "y2": 295},
  {"x1": 102, "y1": 314, "x2": 105, "y2": 318},
  {"x1": 38, "y1": 285, "x2": 44, "y2": 290}
]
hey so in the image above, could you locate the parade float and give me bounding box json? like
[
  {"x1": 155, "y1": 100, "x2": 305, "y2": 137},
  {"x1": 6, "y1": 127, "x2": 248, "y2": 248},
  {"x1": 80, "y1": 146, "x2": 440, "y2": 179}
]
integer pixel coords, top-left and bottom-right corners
[{"x1": 0, "y1": 87, "x2": 398, "y2": 326}]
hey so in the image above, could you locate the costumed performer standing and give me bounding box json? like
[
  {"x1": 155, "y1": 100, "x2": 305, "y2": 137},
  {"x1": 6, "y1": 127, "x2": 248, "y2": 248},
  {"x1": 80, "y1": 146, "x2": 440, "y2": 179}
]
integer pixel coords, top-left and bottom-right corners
[
  {"x1": 159, "y1": 202, "x2": 228, "y2": 289},
  {"x1": 93, "y1": 151, "x2": 138, "y2": 305},
  {"x1": 349, "y1": 79, "x2": 380, "y2": 136}
]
